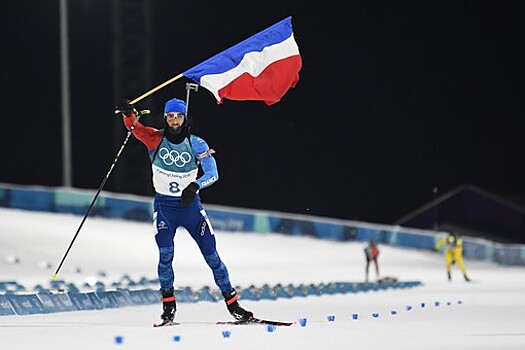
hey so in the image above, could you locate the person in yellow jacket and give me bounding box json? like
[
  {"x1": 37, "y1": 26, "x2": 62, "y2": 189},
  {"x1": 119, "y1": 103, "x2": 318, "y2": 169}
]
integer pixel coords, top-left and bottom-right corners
[{"x1": 435, "y1": 232, "x2": 471, "y2": 282}]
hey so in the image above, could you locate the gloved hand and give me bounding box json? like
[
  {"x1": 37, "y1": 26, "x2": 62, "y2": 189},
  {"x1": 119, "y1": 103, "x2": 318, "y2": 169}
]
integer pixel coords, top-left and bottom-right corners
[
  {"x1": 115, "y1": 99, "x2": 134, "y2": 116},
  {"x1": 181, "y1": 183, "x2": 199, "y2": 206}
]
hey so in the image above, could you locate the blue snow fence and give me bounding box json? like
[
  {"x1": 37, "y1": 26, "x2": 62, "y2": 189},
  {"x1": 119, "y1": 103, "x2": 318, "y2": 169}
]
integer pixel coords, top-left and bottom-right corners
[
  {"x1": 240, "y1": 287, "x2": 259, "y2": 301},
  {"x1": 6, "y1": 294, "x2": 49, "y2": 315},
  {"x1": 68, "y1": 292, "x2": 98, "y2": 311},
  {"x1": 37, "y1": 292, "x2": 77, "y2": 313},
  {"x1": 258, "y1": 284, "x2": 277, "y2": 300},
  {"x1": 0, "y1": 295, "x2": 15, "y2": 315},
  {"x1": 273, "y1": 284, "x2": 292, "y2": 299},
  {"x1": 127, "y1": 289, "x2": 150, "y2": 305},
  {"x1": 94, "y1": 290, "x2": 119, "y2": 309},
  {"x1": 197, "y1": 286, "x2": 218, "y2": 302},
  {"x1": 106, "y1": 290, "x2": 134, "y2": 307}
]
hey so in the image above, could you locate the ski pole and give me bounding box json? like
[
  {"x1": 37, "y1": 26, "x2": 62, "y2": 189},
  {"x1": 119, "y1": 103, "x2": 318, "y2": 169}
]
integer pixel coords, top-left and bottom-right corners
[{"x1": 52, "y1": 109, "x2": 150, "y2": 279}]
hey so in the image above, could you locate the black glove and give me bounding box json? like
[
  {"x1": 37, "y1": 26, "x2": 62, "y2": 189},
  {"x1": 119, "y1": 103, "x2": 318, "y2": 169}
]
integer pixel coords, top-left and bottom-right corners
[
  {"x1": 115, "y1": 99, "x2": 134, "y2": 116},
  {"x1": 181, "y1": 183, "x2": 199, "y2": 206}
]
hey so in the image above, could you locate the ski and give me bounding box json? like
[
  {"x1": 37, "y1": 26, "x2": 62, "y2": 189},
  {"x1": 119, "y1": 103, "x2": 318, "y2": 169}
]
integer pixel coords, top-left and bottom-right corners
[
  {"x1": 153, "y1": 320, "x2": 179, "y2": 328},
  {"x1": 153, "y1": 317, "x2": 293, "y2": 327},
  {"x1": 216, "y1": 317, "x2": 293, "y2": 326}
]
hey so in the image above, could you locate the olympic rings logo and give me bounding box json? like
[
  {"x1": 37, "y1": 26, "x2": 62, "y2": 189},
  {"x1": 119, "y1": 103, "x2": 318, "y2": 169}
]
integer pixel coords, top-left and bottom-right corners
[{"x1": 158, "y1": 147, "x2": 192, "y2": 167}]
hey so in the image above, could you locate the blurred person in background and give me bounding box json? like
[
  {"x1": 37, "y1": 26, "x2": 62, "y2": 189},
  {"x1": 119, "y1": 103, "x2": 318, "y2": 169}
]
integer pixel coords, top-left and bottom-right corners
[
  {"x1": 364, "y1": 240, "x2": 380, "y2": 282},
  {"x1": 435, "y1": 232, "x2": 471, "y2": 282}
]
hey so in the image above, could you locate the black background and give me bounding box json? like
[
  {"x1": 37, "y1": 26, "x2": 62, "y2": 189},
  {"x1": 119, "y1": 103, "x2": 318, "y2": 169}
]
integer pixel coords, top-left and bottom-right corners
[{"x1": 2, "y1": 1, "x2": 524, "y2": 225}]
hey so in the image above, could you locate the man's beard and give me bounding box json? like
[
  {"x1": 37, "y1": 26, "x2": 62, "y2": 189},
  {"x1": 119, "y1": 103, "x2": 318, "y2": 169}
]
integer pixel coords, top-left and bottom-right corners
[
  {"x1": 168, "y1": 124, "x2": 183, "y2": 135},
  {"x1": 164, "y1": 121, "x2": 187, "y2": 144}
]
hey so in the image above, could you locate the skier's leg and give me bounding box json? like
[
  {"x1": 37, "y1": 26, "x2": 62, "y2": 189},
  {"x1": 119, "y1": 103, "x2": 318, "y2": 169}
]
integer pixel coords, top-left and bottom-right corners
[
  {"x1": 374, "y1": 258, "x2": 380, "y2": 278},
  {"x1": 154, "y1": 208, "x2": 176, "y2": 291},
  {"x1": 445, "y1": 251, "x2": 453, "y2": 280},
  {"x1": 153, "y1": 202, "x2": 177, "y2": 321},
  {"x1": 454, "y1": 249, "x2": 470, "y2": 281},
  {"x1": 187, "y1": 204, "x2": 253, "y2": 321}
]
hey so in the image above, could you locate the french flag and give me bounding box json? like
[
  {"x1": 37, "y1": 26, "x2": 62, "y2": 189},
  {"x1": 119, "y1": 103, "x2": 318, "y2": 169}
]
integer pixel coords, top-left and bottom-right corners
[{"x1": 183, "y1": 16, "x2": 302, "y2": 106}]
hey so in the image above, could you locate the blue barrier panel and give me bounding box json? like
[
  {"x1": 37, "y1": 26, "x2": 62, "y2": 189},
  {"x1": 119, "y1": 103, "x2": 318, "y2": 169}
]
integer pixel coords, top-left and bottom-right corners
[
  {"x1": 341, "y1": 283, "x2": 355, "y2": 293},
  {"x1": 494, "y1": 245, "x2": 525, "y2": 265},
  {"x1": 37, "y1": 292, "x2": 77, "y2": 313},
  {"x1": 324, "y1": 282, "x2": 342, "y2": 294},
  {"x1": 334, "y1": 282, "x2": 350, "y2": 293},
  {"x1": 318, "y1": 283, "x2": 333, "y2": 295},
  {"x1": 207, "y1": 210, "x2": 254, "y2": 232},
  {"x1": 49, "y1": 279, "x2": 68, "y2": 290},
  {"x1": 106, "y1": 290, "x2": 134, "y2": 307},
  {"x1": 196, "y1": 286, "x2": 218, "y2": 302},
  {"x1": 312, "y1": 222, "x2": 358, "y2": 241},
  {"x1": 10, "y1": 189, "x2": 54, "y2": 212},
  {"x1": 355, "y1": 227, "x2": 382, "y2": 242},
  {"x1": 54, "y1": 190, "x2": 106, "y2": 216},
  {"x1": 305, "y1": 283, "x2": 322, "y2": 296},
  {"x1": 141, "y1": 289, "x2": 160, "y2": 304},
  {"x1": 55, "y1": 293, "x2": 79, "y2": 311},
  {"x1": 105, "y1": 198, "x2": 152, "y2": 222},
  {"x1": 94, "y1": 290, "x2": 119, "y2": 309},
  {"x1": 290, "y1": 284, "x2": 308, "y2": 297},
  {"x1": 0, "y1": 295, "x2": 15, "y2": 315},
  {"x1": 353, "y1": 283, "x2": 366, "y2": 292},
  {"x1": 34, "y1": 285, "x2": 50, "y2": 293},
  {"x1": 272, "y1": 284, "x2": 292, "y2": 299},
  {"x1": 258, "y1": 284, "x2": 277, "y2": 300},
  {"x1": 240, "y1": 287, "x2": 259, "y2": 301},
  {"x1": 0, "y1": 281, "x2": 25, "y2": 292},
  {"x1": 397, "y1": 231, "x2": 435, "y2": 250},
  {"x1": 6, "y1": 294, "x2": 49, "y2": 315},
  {"x1": 340, "y1": 282, "x2": 355, "y2": 293},
  {"x1": 0, "y1": 188, "x2": 8, "y2": 206},
  {"x1": 68, "y1": 292, "x2": 98, "y2": 311},
  {"x1": 463, "y1": 240, "x2": 493, "y2": 261},
  {"x1": 268, "y1": 216, "x2": 317, "y2": 237},
  {"x1": 0, "y1": 281, "x2": 425, "y2": 317},
  {"x1": 128, "y1": 289, "x2": 150, "y2": 305},
  {"x1": 175, "y1": 287, "x2": 197, "y2": 303},
  {"x1": 85, "y1": 292, "x2": 104, "y2": 310}
]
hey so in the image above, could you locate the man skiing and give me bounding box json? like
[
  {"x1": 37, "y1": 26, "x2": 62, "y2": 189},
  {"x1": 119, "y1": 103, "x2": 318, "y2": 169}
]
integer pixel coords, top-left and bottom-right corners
[
  {"x1": 435, "y1": 232, "x2": 471, "y2": 282},
  {"x1": 116, "y1": 97, "x2": 253, "y2": 326},
  {"x1": 364, "y1": 240, "x2": 380, "y2": 282}
]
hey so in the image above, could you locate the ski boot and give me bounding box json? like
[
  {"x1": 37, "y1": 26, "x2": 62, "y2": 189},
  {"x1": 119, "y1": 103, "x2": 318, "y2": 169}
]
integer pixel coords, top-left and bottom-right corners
[
  {"x1": 447, "y1": 271, "x2": 451, "y2": 281},
  {"x1": 160, "y1": 287, "x2": 176, "y2": 323},
  {"x1": 464, "y1": 274, "x2": 471, "y2": 282},
  {"x1": 223, "y1": 289, "x2": 253, "y2": 322}
]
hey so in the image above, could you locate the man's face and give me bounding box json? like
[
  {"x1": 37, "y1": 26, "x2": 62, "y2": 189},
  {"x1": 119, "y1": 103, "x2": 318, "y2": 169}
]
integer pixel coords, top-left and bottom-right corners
[{"x1": 165, "y1": 112, "x2": 185, "y2": 131}]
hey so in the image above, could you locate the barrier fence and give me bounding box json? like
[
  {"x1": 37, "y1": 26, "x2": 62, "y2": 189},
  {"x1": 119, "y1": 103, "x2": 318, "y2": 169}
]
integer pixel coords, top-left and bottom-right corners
[
  {"x1": 1, "y1": 183, "x2": 523, "y2": 266},
  {"x1": 0, "y1": 279, "x2": 422, "y2": 316}
]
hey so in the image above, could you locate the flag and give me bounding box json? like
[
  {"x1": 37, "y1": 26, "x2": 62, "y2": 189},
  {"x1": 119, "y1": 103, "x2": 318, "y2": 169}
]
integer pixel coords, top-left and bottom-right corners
[{"x1": 183, "y1": 16, "x2": 302, "y2": 106}]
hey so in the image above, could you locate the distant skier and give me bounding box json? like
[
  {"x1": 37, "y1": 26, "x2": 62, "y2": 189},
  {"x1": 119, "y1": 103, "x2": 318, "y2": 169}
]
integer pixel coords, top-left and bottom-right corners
[
  {"x1": 435, "y1": 232, "x2": 471, "y2": 282},
  {"x1": 364, "y1": 240, "x2": 380, "y2": 282}
]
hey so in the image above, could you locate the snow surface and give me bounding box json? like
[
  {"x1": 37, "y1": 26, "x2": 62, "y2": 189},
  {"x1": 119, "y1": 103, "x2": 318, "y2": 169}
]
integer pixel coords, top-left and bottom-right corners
[{"x1": 1, "y1": 208, "x2": 524, "y2": 349}]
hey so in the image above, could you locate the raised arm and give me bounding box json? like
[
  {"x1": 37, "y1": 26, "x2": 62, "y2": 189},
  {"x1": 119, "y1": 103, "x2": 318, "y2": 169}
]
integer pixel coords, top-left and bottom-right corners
[{"x1": 121, "y1": 112, "x2": 163, "y2": 151}]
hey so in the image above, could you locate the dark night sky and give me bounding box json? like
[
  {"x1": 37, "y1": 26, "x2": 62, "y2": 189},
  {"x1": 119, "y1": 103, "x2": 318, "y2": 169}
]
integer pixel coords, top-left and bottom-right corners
[{"x1": 2, "y1": 1, "x2": 524, "y2": 225}]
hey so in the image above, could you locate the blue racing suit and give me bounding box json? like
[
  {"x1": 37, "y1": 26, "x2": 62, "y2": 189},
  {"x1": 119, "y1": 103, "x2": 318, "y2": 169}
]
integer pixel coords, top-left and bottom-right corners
[{"x1": 123, "y1": 113, "x2": 234, "y2": 294}]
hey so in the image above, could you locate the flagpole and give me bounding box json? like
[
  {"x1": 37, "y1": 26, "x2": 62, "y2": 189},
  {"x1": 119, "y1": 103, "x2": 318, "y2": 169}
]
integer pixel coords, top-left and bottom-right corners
[{"x1": 130, "y1": 73, "x2": 184, "y2": 104}]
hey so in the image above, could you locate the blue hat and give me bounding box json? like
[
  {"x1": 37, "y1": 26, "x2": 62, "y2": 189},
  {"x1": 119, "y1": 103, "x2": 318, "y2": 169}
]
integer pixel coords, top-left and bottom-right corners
[{"x1": 164, "y1": 98, "x2": 187, "y2": 115}]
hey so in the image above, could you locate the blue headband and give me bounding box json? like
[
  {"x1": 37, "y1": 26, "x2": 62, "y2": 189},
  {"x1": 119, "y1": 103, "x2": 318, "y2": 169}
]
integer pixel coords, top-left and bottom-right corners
[{"x1": 164, "y1": 98, "x2": 187, "y2": 114}]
